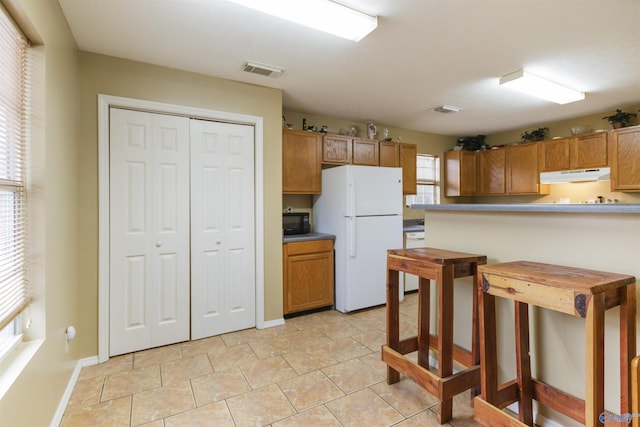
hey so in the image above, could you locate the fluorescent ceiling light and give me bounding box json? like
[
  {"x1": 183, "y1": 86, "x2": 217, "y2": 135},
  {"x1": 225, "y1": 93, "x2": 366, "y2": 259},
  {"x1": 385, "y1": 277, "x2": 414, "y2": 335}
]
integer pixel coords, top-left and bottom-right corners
[
  {"x1": 499, "y1": 70, "x2": 585, "y2": 104},
  {"x1": 227, "y1": 0, "x2": 378, "y2": 42}
]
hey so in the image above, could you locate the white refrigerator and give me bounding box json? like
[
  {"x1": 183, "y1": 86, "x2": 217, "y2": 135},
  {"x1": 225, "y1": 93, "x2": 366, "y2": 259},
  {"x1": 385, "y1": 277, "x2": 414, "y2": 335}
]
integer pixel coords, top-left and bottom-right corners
[{"x1": 313, "y1": 165, "x2": 403, "y2": 313}]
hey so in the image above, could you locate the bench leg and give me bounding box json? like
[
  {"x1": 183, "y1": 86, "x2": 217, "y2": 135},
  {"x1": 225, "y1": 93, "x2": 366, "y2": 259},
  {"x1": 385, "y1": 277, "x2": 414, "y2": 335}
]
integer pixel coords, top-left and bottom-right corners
[
  {"x1": 436, "y1": 264, "x2": 454, "y2": 423},
  {"x1": 620, "y1": 284, "x2": 636, "y2": 415},
  {"x1": 585, "y1": 293, "x2": 605, "y2": 427},
  {"x1": 515, "y1": 301, "x2": 533, "y2": 425},
  {"x1": 479, "y1": 283, "x2": 498, "y2": 404},
  {"x1": 418, "y1": 277, "x2": 431, "y2": 369},
  {"x1": 386, "y1": 268, "x2": 400, "y2": 384}
]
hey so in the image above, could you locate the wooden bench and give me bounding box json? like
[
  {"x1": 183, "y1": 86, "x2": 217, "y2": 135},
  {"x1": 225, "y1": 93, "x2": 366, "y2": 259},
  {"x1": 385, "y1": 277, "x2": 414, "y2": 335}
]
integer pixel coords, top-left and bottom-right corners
[
  {"x1": 382, "y1": 247, "x2": 487, "y2": 424},
  {"x1": 474, "y1": 261, "x2": 636, "y2": 427},
  {"x1": 633, "y1": 354, "x2": 640, "y2": 427}
]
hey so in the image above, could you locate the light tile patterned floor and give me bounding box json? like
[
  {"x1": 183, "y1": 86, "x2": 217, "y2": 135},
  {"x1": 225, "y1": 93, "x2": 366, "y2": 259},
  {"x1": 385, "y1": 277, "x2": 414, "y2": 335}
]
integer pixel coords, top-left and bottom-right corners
[{"x1": 61, "y1": 293, "x2": 479, "y2": 426}]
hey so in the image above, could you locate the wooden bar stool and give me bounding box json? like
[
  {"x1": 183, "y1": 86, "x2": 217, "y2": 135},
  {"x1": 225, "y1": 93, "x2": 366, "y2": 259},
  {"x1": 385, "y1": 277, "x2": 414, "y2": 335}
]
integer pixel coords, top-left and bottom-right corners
[
  {"x1": 382, "y1": 247, "x2": 487, "y2": 424},
  {"x1": 475, "y1": 261, "x2": 636, "y2": 427}
]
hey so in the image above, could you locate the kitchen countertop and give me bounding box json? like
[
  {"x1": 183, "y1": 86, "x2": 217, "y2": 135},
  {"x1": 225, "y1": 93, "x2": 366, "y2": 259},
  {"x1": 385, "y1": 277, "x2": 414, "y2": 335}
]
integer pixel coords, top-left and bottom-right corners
[
  {"x1": 412, "y1": 203, "x2": 640, "y2": 214},
  {"x1": 282, "y1": 232, "x2": 336, "y2": 243},
  {"x1": 403, "y1": 219, "x2": 425, "y2": 233}
]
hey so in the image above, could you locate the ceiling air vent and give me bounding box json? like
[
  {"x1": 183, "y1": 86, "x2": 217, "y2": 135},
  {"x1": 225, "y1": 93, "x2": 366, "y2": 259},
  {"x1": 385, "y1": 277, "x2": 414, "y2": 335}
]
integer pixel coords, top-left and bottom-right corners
[
  {"x1": 432, "y1": 104, "x2": 462, "y2": 113},
  {"x1": 241, "y1": 61, "x2": 284, "y2": 77}
]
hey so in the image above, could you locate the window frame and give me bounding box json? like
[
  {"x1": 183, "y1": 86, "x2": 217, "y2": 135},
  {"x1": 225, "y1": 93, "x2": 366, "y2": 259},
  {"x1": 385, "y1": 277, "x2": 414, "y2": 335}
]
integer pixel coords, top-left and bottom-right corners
[
  {"x1": 0, "y1": 3, "x2": 30, "y2": 363},
  {"x1": 406, "y1": 153, "x2": 440, "y2": 206}
]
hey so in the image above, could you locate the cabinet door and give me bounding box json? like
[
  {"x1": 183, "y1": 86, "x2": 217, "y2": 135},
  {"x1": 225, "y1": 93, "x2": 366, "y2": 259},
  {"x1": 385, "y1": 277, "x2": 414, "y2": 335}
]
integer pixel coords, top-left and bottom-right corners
[
  {"x1": 283, "y1": 240, "x2": 334, "y2": 315},
  {"x1": 379, "y1": 142, "x2": 399, "y2": 167},
  {"x1": 322, "y1": 134, "x2": 352, "y2": 164},
  {"x1": 445, "y1": 150, "x2": 477, "y2": 196},
  {"x1": 539, "y1": 138, "x2": 570, "y2": 172},
  {"x1": 569, "y1": 132, "x2": 608, "y2": 169},
  {"x1": 478, "y1": 148, "x2": 505, "y2": 195},
  {"x1": 352, "y1": 137, "x2": 379, "y2": 166},
  {"x1": 283, "y1": 129, "x2": 322, "y2": 194},
  {"x1": 399, "y1": 143, "x2": 417, "y2": 195},
  {"x1": 507, "y1": 142, "x2": 547, "y2": 194},
  {"x1": 610, "y1": 125, "x2": 640, "y2": 191}
]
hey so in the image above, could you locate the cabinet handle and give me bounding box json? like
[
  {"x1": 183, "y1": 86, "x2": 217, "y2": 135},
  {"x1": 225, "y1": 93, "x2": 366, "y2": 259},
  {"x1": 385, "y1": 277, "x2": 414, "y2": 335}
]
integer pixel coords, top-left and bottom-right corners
[{"x1": 155, "y1": 241, "x2": 162, "y2": 247}]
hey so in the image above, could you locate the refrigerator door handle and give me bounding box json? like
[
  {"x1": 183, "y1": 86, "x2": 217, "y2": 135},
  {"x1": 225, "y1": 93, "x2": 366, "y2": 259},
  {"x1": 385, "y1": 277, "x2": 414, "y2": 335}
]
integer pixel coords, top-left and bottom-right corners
[
  {"x1": 346, "y1": 179, "x2": 355, "y2": 217},
  {"x1": 347, "y1": 217, "x2": 356, "y2": 257}
]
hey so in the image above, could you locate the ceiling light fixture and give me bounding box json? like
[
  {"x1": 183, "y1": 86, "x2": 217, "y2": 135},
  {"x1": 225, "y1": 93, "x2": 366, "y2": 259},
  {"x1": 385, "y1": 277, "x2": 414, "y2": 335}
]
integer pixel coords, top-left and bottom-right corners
[
  {"x1": 499, "y1": 70, "x2": 585, "y2": 105},
  {"x1": 226, "y1": 0, "x2": 378, "y2": 42}
]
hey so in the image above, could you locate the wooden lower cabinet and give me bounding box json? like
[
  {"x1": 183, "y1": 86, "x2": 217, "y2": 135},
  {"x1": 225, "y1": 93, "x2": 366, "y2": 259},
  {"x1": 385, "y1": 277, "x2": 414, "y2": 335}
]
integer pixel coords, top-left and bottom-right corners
[{"x1": 283, "y1": 239, "x2": 334, "y2": 315}]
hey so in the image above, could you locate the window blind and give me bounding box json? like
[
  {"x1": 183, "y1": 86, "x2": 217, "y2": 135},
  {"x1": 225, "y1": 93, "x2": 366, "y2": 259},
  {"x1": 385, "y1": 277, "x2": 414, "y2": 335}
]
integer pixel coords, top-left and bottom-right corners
[{"x1": 0, "y1": 6, "x2": 29, "y2": 331}]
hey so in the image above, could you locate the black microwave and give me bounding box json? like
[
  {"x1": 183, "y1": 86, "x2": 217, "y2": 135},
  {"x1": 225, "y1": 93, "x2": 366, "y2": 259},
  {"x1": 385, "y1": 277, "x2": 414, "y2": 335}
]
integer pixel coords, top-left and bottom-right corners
[{"x1": 283, "y1": 212, "x2": 310, "y2": 235}]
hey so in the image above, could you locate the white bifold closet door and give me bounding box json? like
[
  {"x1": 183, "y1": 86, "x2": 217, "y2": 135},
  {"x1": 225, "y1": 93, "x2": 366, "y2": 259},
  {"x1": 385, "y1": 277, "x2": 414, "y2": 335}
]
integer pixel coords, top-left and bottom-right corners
[
  {"x1": 109, "y1": 109, "x2": 255, "y2": 356},
  {"x1": 109, "y1": 108, "x2": 191, "y2": 356},
  {"x1": 190, "y1": 119, "x2": 255, "y2": 340}
]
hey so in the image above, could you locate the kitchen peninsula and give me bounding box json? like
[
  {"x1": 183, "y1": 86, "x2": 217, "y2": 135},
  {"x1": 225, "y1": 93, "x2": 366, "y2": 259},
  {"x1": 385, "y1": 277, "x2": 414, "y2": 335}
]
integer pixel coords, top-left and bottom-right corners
[{"x1": 412, "y1": 203, "x2": 640, "y2": 426}]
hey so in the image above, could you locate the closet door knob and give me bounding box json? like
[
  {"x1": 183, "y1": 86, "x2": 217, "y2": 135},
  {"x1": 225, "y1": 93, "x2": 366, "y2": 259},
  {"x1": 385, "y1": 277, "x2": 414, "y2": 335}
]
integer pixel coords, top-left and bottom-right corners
[
  {"x1": 155, "y1": 241, "x2": 162, "y2": 247},
  {"x1": 216, "y1": 239, "x2": 222, "y2": 245}
]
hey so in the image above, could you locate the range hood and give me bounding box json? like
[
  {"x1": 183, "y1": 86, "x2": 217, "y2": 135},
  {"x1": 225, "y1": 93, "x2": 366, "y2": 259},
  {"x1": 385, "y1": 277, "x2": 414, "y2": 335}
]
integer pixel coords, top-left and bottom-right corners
[{"x1": 540, "y1": 167, "x2": 611, "y2": 184}]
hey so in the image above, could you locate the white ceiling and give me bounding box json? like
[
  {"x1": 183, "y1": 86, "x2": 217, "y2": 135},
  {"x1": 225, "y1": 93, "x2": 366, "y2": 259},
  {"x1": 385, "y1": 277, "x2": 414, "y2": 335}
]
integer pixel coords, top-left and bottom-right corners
[{"x1": 58, "y1": 0, "x2": 640, "y2": 136}]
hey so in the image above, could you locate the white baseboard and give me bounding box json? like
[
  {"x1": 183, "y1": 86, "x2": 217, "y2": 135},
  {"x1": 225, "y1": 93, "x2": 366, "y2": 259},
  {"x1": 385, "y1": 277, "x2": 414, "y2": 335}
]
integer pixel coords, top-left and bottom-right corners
[
  {"x1": 506, "y1": 402, "x2": 566, "y2": 427},
  {"x1": 50, "y1": 356, "x2": 99, "y2": 427},
  {"x1": 260, "y1": 318, "x2": 285, "y2": 329}
]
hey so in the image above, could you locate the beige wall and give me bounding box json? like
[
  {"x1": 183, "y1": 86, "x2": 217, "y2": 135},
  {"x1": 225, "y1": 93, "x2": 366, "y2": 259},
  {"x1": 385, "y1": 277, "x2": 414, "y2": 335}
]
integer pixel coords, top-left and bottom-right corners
[
  {"x1": 0, "y1": 0, "x2": 81, "y2": 425},
  {"x1": 76, "y1": 52, "x2": 285, "y2": 351},
  {"x1": 425, "y1": 210, "x2": 639, "y2": 426}
]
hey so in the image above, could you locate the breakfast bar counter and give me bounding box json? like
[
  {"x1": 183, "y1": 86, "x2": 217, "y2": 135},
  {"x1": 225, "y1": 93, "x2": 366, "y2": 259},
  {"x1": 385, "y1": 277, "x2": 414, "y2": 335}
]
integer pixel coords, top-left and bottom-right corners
[
  {"x1": 410, "y1": 204, "x2": 639, "y2": 426},
  {"x1": 412, "y1": 203, "x2": 640, "y2": 214}
]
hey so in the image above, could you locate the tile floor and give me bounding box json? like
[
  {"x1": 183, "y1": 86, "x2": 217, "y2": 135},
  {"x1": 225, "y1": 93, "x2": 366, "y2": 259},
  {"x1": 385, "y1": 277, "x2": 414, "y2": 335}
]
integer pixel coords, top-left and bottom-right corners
[{"x1": 61, "y1": 293, "x2": 479, "y2": 427}]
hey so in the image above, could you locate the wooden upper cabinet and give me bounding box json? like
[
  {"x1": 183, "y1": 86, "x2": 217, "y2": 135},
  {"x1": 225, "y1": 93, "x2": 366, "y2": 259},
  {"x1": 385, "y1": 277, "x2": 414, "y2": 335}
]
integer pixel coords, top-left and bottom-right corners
[
  {"x1": 569, "y1": 132, "x2": 608, "y2": 169},
  {"x1": 610, "y1": 125, "x2": 640, "y2": 191},
  {"x1": 538, "y1": 138, "x2": 570, "y2": 172},
  {"x1": 506, "y1": 142, "x2": 548, "y2": 195},
  {"x1": 399, "y1": 143, "x2": 417, "y2": 195},
  {"x1": 282, "y1": 129, "x2": 322, "y2": 194},
  {"x1": 322, "y1": 134, "x2": 352, "y2": 164},
  {"x1": 445, "y1": 150, "x2": 477, "y2": 196},
  {"x1": 478, "y1": 148, "x2": 506, "y2": 195},
  {"x1": 379, "y1": 141, "x2": 400, "y2": 167},
  {"x1": 352, "y1": 137, "x2": 379, "y2": 166},
  {"x1": 539, "y1": 131, "x2": 608, "y2": 172},
  {"x1": 377, "y1": 141, "x2": 416, "y2": 194}
]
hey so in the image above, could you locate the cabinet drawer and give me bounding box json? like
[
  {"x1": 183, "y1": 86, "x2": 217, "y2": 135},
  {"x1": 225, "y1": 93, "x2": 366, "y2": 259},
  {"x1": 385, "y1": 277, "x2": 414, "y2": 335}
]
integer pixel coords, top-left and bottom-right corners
[{"x1": 285, "y1": 239, "x2": 333, "y2": 255}]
